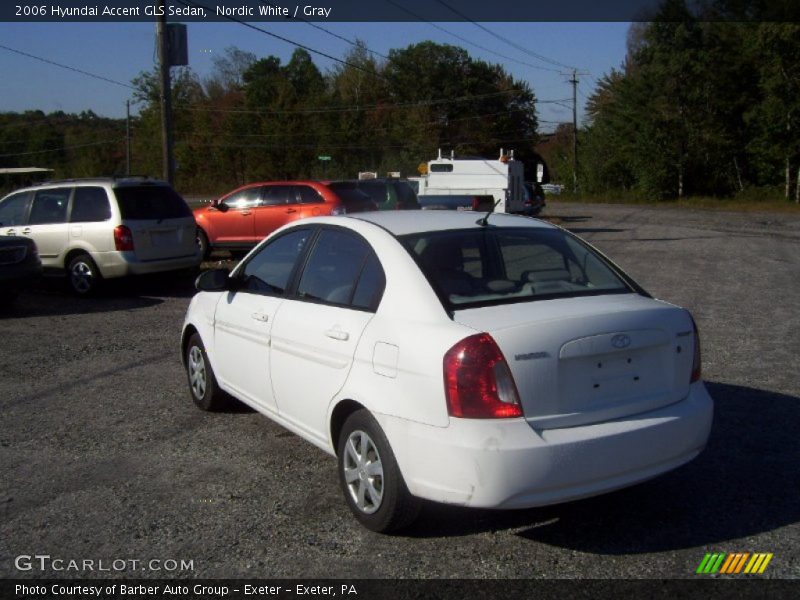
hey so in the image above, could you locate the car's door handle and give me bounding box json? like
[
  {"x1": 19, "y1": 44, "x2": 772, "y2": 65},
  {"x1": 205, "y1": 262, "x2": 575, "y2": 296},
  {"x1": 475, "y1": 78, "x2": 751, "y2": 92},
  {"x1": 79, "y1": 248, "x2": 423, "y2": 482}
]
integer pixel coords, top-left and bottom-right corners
[
  {"x1": 6, "y1": 229, "x2": 15, "y2": 235},
  {"x1": 286, "y1": 208, "x2": 297, "y2": 214},
  {"x1": 241, "y1": 211, "x2": 252, "y2": 216},
  {"x1": 251, "y1": 312, "x2": 269, "y2": 322},
  {"x1": 21, "y1": 228, "x2": 31, "y2": 235},
  {"x1": 325, "y1": 328, "x2": 350, "y2": 341}
]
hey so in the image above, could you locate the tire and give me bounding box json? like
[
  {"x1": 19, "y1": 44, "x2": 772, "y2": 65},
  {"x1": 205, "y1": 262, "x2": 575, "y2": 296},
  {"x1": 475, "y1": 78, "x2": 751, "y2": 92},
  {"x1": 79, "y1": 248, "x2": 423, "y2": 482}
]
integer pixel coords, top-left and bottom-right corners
[
  {"x1": 337, "y1": 410, "x2": 420, "y2": 533},
  {"x1": 185, "y1": 333, "x2": 229, "y2": 411},
  {"x1": 67, "y1": 253, "x2": 101, "y2": 296},
  {"x1": 196, "y1": 229, "x2": 210, "y2": 260}
]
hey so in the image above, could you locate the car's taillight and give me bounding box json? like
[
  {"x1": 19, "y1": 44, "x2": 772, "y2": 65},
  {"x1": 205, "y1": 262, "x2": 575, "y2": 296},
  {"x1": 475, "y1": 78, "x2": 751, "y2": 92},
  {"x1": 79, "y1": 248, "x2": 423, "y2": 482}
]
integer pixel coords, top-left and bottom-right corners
[
  {"x1": 690, "y1": 317, "x2": 702, "y2": 383},
  {"x1": 114, "y1": 225, "x2": 134, "y2": 251},
  {"x1": 443, "y1": 333, "x2": 523, "y2": 419}
]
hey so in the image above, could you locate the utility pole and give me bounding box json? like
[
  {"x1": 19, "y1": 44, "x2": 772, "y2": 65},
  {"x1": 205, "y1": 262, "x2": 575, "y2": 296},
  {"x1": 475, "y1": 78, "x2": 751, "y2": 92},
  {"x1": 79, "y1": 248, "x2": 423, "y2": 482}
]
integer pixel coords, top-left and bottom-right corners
[
  {"x1": 562, "y1": 69, "x2": 590, "y2": 195},
  {"x1": 125, "y1": 99, "x2": 131, "y2": 177},
  {"x1": 570, "y1": 69, "x2": 579, "y2": 195},
  {"x1": 156, "y1": 0, "x2": 174, "y2": 185}
]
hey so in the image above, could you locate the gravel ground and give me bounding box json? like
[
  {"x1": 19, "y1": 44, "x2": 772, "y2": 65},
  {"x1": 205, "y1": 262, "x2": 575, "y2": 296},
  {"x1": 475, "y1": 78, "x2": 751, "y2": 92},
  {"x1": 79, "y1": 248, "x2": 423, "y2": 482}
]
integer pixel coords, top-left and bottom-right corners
[{"x1": 1, "y1": 201, "x2": 798, "y2": 580}]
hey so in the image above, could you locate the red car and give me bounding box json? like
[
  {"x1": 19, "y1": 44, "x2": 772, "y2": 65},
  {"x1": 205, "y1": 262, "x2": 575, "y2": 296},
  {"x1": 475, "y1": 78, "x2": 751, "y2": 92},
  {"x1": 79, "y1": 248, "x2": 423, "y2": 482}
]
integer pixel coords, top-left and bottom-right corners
[{"x1": 194, "y1": 181, "x2": 377, "y2": 258}]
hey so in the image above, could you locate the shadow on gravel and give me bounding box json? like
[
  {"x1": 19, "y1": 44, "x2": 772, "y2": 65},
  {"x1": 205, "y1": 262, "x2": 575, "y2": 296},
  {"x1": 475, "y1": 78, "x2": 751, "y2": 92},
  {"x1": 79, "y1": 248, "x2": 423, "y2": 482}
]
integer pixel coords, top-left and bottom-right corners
[
  {"x1": 0, "y1": 270, "x2": 204, "y2": 318},
  {"x1": 404, "y1": 382, "x2": 800, "y2": 549}
]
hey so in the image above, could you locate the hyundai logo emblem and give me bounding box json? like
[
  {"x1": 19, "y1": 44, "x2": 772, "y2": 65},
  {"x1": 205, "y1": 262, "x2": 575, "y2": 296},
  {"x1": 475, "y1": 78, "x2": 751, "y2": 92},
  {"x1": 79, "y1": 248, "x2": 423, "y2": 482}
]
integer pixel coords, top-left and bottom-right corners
[{"x1": 611, "y1": 334, "x2": 631, "y2": 349}]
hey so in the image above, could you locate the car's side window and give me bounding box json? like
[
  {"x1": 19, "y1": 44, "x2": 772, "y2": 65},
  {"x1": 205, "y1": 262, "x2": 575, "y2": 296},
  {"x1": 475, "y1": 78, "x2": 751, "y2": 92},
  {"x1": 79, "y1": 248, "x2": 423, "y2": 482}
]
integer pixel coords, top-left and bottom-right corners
[
  {"x1": 223, "y1": 187, "x2": 260, "y2": 209},
  {"x1": 351, "y1": 253, "x2": 386, "y2": 310},
  {"x1": 296, "y1": 229, "x2": 383, "y2": 310},
  {"x1": 28, "y1": 188, "x2": 71, "y2": 225},
  {"x1": 0, "y1": 192, "x2": 31, "y2": 227},
  {"x1": 261, "y1": 185, "x2": 291, "y2": 206},
  {"x1": 70, "y1": 187, "x2": 111, "y2": 223},
  {"x1": 240, "y1": 229, "x2": 310, "y2": 295},
  {"x1": 295, "y1": 185, "x2": 324, "y2": 204}
]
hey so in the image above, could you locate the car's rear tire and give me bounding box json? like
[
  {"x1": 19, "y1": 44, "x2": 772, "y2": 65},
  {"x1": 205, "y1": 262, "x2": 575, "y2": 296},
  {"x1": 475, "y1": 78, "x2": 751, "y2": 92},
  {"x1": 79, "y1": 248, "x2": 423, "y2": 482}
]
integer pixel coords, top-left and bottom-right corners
[
  {"x1": 337, "y1": 409, "x2": 420, "y2": 533},
  {"x1": 196, "y1": 229, "x2": 210, "y2": 260},
  {"x1": 185, "y1": 333, "x2": 229, "y2": 411},
  {"x1": 67, "y1": 253, "x2": 101, "y2": 296}
]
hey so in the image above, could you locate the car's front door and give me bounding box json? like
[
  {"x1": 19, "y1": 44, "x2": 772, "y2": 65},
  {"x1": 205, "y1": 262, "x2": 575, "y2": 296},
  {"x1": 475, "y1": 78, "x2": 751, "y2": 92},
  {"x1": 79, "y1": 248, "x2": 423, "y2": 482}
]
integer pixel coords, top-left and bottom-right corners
[
  {"x1": 207, "y1": 186, "x2": 260, "y2": 245},
  {"x1": 213, "y1": 228, "x2": 312, "y2": 412},
  {"x1": 26, "y1": 188, "x2": 72, "y2": 267},
  {"x1": 270, "y1": 228, "x2": 385, "y2": 444}
]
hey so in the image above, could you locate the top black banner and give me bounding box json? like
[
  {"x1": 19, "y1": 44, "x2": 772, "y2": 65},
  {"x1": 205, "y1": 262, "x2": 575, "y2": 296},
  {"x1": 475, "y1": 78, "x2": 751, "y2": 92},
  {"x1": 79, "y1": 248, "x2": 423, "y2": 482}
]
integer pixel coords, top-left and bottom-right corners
[{"x1": 3, "y1": 0, "x2": 800, "y2": 22}]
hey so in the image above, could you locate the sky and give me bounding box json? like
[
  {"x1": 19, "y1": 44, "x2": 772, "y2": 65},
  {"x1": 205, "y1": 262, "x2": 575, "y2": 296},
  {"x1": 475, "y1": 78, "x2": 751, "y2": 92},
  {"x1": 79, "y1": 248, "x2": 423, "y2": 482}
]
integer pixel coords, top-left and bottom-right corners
[{"x1": 0, "y1": 20, "x2": 630, "y2": 132}]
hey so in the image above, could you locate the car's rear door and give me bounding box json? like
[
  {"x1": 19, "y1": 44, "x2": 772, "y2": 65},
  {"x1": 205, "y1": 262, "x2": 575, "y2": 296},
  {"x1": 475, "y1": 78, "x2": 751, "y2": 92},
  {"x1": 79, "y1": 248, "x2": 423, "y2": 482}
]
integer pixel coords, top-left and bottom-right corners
[
  {"x1": 269, "y1": 228, "x2": 385, "y2": 443},
  {"x1": 253, "y1": 184, "x2": 293, "y2": 241}
]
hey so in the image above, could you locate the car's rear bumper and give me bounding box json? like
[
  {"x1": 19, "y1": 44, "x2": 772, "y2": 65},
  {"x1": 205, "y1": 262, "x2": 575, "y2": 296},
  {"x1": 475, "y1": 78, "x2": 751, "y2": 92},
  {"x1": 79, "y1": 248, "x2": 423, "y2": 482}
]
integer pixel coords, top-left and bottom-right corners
[
  {"x1": 377, "y1": 381, "x2": 713, "y2": 508},
  {"x1": 97, "y1": 251, "x2": 202, "y2": 278}
]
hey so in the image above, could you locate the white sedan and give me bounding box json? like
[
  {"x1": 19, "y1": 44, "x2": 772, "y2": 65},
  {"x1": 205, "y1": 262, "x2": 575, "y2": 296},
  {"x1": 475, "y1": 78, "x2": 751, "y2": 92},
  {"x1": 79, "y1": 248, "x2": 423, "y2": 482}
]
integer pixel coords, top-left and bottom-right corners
[{"x1": 181, "y1": 211, "x2": 713, "y2": 532}]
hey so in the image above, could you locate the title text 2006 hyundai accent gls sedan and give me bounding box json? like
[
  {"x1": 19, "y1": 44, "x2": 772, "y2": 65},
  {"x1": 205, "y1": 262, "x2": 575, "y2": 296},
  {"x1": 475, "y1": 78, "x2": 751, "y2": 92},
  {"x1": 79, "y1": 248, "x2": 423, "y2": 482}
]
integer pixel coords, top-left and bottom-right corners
[{"x1": 181, "y1": 211, "x2": 713, "y2": 532}]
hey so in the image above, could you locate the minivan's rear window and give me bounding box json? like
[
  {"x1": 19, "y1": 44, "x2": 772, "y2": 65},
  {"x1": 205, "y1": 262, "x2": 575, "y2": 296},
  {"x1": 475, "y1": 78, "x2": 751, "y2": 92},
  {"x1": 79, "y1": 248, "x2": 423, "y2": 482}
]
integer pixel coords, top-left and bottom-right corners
[
  {"x1": 115, "y1": 185, "x2": 191, "y2": 220},
  {"x1": 400, "y1": 227, "x2": 631, "y2": 310}
]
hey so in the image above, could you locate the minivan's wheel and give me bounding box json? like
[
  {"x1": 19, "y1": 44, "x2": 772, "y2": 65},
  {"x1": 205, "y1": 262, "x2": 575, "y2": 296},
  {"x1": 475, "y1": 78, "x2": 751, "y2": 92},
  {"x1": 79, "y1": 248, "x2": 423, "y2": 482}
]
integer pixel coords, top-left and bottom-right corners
[
  {"x1": 185, "y1": 333, "x2": 229, "y2": 411},
  {"x1": 67, "y1": 253, "x2": 101, "y2": 296},
  {"x1": 337, "y1": 410, "x2": 420, "y2": 533},
  {"x1": 196, "y1": 229, "x2": 210, "y2": 260}
]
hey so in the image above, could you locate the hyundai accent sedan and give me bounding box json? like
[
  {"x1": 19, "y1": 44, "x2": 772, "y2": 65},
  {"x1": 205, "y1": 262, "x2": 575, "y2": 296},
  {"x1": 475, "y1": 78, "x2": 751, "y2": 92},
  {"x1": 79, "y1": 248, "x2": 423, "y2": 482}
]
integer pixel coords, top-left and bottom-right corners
[{"x1": 181, "y1": 211, "x2": 712, "y2": 532}]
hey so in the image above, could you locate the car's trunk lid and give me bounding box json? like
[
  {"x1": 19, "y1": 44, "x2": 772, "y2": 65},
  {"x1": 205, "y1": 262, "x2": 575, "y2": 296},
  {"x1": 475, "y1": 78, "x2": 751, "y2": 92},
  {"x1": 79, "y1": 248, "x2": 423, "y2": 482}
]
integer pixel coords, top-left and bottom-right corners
[{"x1": 452, "y1": 293, "x2": 696, "y2": 429}]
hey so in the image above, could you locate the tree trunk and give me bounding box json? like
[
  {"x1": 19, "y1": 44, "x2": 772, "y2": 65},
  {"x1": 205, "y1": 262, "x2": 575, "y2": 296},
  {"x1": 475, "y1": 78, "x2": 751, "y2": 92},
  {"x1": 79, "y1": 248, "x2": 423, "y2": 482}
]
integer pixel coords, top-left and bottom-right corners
[
  {"x1": 678, "y1": 164, "x2": 684, "y2": 199},
  {"x1": 786, "y1": 156, "x2": 791, "y2": 200},
  {"x1": 733, "y1": 157, "x2": 744, "y2": 193},
  {"x1": 796, "y1": 163, "x2": 799, "y2": 204}
]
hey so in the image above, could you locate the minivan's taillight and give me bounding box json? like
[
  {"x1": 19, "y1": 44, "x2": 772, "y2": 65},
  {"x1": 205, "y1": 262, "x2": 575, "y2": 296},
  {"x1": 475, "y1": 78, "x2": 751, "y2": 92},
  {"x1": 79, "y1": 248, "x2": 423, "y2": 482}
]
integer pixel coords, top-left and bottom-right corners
[
  {"x1": 114, "y1": 225, "x2": 134, "y2": 251},
  {"x1": 690, "y1": 317, "x2": 702, "y2": 383},
  {"x1": 443, "y1": 333, "x2": 523, "y2": 419}
]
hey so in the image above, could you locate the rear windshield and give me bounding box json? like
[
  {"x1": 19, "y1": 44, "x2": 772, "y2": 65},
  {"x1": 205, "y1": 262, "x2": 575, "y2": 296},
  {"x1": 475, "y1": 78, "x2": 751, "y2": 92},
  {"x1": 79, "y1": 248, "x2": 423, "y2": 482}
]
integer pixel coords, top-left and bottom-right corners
[
  {"x1": 114, "y1": 185, "x2": 192, "y2": 220},
  {"x1": 325, "y1": 182, "x2": 374, "y2": 206},
  {"x1": 400, "y1": 227, "x2": 631, "y2": 310}
]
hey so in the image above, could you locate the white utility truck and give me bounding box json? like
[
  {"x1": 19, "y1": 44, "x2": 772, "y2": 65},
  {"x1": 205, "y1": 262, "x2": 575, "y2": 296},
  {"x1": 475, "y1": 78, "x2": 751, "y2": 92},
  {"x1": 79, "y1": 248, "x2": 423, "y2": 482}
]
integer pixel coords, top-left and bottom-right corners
[{"x1": 412, "y1": 149, "x2": 533, "y2": 214}]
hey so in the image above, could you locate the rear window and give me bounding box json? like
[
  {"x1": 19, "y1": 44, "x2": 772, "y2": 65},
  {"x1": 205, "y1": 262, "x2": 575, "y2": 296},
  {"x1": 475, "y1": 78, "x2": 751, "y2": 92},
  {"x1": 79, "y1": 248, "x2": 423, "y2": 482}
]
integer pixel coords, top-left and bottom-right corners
[
  {"x1": 114, "y1": 185, "x2": 191, "y2": 220},
  {"x1": 400, "y1": 227, "x2": 631, "y2": 310},
  {"x1": 325, "y1": 182, "x2": 374, "y2": 206}
]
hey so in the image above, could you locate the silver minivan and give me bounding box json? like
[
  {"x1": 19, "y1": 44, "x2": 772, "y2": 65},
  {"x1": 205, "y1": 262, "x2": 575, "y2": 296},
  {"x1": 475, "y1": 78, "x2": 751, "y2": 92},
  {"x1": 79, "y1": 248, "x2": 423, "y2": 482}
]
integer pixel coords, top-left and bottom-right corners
[{"x1": 0, "y1": 178, "x2": 201, "y2": 294}]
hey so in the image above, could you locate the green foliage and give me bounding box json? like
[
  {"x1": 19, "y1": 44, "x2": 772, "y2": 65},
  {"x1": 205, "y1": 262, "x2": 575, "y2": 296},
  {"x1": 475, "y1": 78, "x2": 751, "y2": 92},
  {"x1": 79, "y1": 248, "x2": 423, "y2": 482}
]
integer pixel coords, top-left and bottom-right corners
[
  {"x1": 581, "y1": 1, "x2": 800, "y2": 201},
  {"x1": 1, "y1": 40, "x2": 542, "y2": 194}
]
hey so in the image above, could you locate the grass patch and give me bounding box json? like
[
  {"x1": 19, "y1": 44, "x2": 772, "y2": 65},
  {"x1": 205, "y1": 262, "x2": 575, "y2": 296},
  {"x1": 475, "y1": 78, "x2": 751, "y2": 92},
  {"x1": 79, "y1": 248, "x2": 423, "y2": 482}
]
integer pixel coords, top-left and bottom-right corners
[{"x1": 551, "y1": 190, "x2": 800, "y2": 213}]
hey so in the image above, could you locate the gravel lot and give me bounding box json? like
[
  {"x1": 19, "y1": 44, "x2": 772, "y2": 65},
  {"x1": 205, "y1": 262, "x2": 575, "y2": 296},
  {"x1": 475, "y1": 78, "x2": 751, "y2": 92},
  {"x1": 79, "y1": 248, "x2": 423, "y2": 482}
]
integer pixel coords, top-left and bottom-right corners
[{"x1": 1, "y1": 201, "x2": 798, "y2": 579}]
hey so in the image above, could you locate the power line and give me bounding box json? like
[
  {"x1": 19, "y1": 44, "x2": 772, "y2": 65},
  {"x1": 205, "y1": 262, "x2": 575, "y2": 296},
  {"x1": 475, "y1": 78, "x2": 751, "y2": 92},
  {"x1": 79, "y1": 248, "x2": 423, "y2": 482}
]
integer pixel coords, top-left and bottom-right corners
[
  {"x1": 0, "y1": 44, "x2": 135, "y2": 90},
  {"x1": 175, "y1": 93, "x2": 570, "y2": 116},
  {"x1": 259, "y1": 1, "x2": 390, "y2": 61},
  {"x1": 176, "y1": 0, "x2": 389, "y2": 82},
  {"x1": 432, "y1": 0, "x2": 578, "y2": 71},
  {"x1": 0, "y1": 139, "x2": 124, "y2": 158},
  {"x1": 383, "y1": 0, "x2": 560, "y2": 73}
]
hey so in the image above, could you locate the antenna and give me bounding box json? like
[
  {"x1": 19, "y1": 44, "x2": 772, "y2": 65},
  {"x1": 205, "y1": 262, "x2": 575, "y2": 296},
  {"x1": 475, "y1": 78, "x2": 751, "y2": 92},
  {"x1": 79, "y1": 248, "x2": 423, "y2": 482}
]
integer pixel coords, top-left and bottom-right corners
[{"x1": 477, "y1": 199, "x2": 503, "y2": 227}]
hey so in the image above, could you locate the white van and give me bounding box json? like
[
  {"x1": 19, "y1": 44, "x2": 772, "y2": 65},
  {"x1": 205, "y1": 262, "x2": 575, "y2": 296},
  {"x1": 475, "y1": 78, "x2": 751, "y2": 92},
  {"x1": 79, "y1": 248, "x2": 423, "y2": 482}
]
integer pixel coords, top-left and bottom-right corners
[{"x1": 0, "y1": 178, "x2": 201, "y2": 295}]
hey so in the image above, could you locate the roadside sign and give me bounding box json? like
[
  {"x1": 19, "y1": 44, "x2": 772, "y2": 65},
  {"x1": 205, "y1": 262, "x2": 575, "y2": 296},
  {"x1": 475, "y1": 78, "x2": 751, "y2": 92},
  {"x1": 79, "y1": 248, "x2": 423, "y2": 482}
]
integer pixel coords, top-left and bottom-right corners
[{"x1": 318, "y1": 155, "x2": 332, "y2": 161}]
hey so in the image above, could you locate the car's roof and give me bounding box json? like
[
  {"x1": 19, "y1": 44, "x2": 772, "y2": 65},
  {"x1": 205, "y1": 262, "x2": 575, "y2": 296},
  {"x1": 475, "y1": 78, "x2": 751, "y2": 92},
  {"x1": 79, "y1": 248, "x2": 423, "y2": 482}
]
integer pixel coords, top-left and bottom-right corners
[
  {"x1": 13, "y1": 177, "x2": 171, "y2": 191},
  {"x1": 348, "y1": 209, "x2": 556, "y2": 236}
]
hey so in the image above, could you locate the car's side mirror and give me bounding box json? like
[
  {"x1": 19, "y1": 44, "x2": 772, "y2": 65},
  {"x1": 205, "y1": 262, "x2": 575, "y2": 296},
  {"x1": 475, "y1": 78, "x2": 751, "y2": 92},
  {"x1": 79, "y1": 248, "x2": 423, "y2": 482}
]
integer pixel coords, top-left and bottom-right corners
[{"x1": 195, "y1": 268, "x2": 231, "y2": 292}]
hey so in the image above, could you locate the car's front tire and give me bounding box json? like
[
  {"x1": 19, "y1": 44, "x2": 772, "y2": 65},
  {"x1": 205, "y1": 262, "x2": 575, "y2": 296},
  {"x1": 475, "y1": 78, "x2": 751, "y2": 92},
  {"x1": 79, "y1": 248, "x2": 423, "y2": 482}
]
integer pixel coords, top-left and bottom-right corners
[
  {"x1": 67, "y1": 253, "x2": 101, "y2": 296},
  {"x1": 185, "y1": 333, "x2": 230, "y2": 411},
  {"x1": 337, "y1": 409, "x2": 420, "y2": 533}
]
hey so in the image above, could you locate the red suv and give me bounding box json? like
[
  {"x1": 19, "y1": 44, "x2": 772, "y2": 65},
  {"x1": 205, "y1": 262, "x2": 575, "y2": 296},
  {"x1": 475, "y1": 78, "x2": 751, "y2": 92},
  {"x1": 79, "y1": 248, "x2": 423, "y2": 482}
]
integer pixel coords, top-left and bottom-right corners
[{"x1": 194, "y1": 181, "x2": 376, "y2": 258}]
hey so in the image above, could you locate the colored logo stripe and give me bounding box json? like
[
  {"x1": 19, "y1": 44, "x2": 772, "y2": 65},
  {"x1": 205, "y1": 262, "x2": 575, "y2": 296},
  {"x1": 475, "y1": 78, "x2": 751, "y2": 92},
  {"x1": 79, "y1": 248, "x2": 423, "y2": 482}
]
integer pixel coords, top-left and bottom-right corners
[{"x1": 697, "y1": 552, "x2": 773, "y2": 574}]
